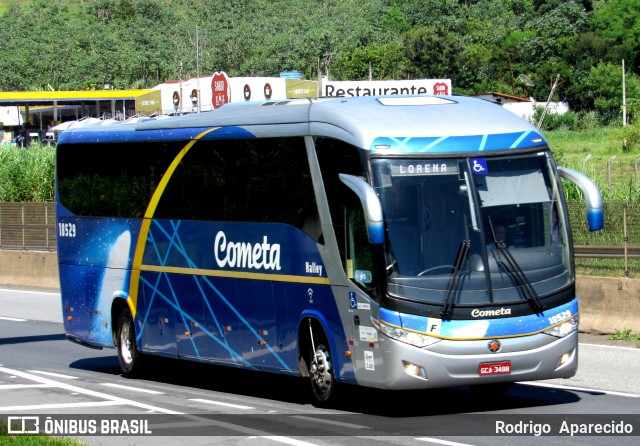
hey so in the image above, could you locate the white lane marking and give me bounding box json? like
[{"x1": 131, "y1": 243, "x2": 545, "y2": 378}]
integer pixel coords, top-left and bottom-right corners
[
  {"x1": 580, "y1": 342, "x2": 639, "y2": 352},
  {"x1": 290, "y1": 415, "x2": 369, "y2": 430},
  {"x1": 260, "y1": 437, "x2": 322, "y2": 446},
  {"x1": 189, "y1": 398, "x2": 253, "y2": 409},
  {"x1": 520, "y1": 381, "x2": 640, "y2": 398},
  {"x1": 0, "y1": 401, "x2": 123, "y2": 411},
  {"x1": 0, "y1": 316, "x2": 27, "y2": 322},
  {"x1": 28, "y1": 370, "x2": 78, "y2": 379},
  {"x1": 150, "y1": 415, "x2": 322, "y2": 443},
  {"x1": 101, "y1": 382, "x2": 164, "y2": 394},
  {"x1": 0, "y1": 366, "x2": 183, "y2": 414},
  {"x1": 0, "y1": 368, "x2": 333, "y2": 446},
  {"x1": 0, "y1": 384, "x2": 54, "y2": 390},
  {"x1": 0, "y1": 288, "x2": 60, "y2": 296},
  {"x1": 416, "y1": 438, "x2": 476, "y2": 446}
]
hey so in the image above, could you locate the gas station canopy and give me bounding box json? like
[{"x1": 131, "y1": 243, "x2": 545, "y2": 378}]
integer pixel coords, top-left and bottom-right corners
[
  {"x1": 0, "y1": 90, "x2": 153, "y2": 106},
  {"x1": 0, "y1": 89, "x2": 155, "y2": 128}
]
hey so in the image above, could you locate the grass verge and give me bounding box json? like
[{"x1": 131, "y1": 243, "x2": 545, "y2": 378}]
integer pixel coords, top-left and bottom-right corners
[
  {"x1": 608, "y1": 328, "x2": 640, "y2": 342},
  {"x1": 0, "y1": 421, "x2": 85, "y2": 445}
]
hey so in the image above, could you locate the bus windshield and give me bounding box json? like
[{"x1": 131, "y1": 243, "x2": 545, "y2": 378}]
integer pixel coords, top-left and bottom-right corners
[{"x1": 371, "y1": 151, "x2": 571, "y2": 308}]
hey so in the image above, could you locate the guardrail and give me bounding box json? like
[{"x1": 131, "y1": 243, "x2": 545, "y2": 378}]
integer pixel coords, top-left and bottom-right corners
[
  {"x1": 574, "y1": 245, "x2": 640, "y2": 258},
  {"x1": 574, "y1": 244, "x2": 640, "y2": 278}
]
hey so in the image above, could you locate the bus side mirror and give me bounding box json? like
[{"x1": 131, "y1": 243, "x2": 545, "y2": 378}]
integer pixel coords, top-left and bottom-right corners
[
  {"x1": 558, "y1": 166, "x2": 604, "y2": 231},
  {"x1": 338, "y1": 174, "x2": 385, "y2": 244}
]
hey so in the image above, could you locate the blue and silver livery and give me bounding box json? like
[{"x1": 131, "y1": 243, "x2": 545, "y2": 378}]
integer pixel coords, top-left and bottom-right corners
[{"x1": 55, "y1": 95, "x2": 602, "y2": 405}]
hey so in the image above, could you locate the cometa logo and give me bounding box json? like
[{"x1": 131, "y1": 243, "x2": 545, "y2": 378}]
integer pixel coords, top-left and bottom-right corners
[
  {"x1": 214, "y1": 231, "x2": 281, "y2": 271},
  {"x1": 471, "y1": 308, "x2": 512, "y2": 317}
]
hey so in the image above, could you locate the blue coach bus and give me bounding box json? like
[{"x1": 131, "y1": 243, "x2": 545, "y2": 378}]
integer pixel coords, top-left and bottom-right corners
[{"x1": 55, "y1": 95, "x2": 603, "y2": 405}]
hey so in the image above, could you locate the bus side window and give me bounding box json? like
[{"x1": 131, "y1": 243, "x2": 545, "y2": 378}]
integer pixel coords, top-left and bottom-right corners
[
  {"x1": 315, "y1": 137, "x2": 364, "y2": 259},
  {"x1": 153, "y1": 138, "x2": 318, "y2": 233},
  {"x1": 315, "y1": 137, "x2": 380, "y2": 298},
  {"x1": 347, "y1": 207, "x2": 381, "y2": 298},
  {"x1": 302, "y1": 211, "x2": 322, "y2": 242}
]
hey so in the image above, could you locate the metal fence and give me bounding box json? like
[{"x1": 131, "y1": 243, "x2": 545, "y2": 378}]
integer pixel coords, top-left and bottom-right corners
[
  {"x1": 0, "y1": 202, "x2": 56, "y2": 251},
  {"x1": 567, "y1": 200, "x2": 640, "y2": 277},
  {"x1": 0, "y1": 199, "x2": 639, "y2": 256},
  {"x1": 567, "y1": 199, "x2": 640, "y2": 245}
]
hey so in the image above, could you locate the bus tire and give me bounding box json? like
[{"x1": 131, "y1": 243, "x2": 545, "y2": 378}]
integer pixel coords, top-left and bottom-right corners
[
  {"x1": 116, "y1": 309, "x2": 142, "y2": 378},
  {"x1": 309, "y1": 333, "x2": 337, "y2": 406}
]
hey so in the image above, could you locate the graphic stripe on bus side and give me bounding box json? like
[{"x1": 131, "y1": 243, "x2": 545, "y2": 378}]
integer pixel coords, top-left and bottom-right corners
[
  {"x1": 140, "y1": 264, "x2": 332, "y2": 285},
  {"x1": 128, "y1": 127, "x2": 220, "y2": 318}
]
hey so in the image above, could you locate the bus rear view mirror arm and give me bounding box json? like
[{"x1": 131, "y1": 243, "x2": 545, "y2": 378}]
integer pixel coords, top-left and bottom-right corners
[
  {"x1": 558, "y1": 166, "x2": 604, "y2": 231},
  {"x1": 339, "y1": 173, "x2": 385, "y2": 244}
]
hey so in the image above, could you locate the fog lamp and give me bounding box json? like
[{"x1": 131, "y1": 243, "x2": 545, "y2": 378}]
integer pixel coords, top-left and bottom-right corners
[
  {"x1": 556, "y1": 349, "x2": 575, "y2": 369},
  {"x1": 402, "y1": 360, "x2": 427, "y2": 380}
]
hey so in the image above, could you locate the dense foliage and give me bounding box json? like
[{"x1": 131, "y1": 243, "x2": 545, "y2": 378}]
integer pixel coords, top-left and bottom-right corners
[
  {"x1": 1, "y1": 0, "x2": 640, "y2": 124},
  {"x1": 0, "y1": 145, "x2": 54, "y2": 201}
]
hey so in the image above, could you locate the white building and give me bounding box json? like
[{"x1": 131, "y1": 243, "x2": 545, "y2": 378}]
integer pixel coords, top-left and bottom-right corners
[{"x1": 473, "y1": 92, "x2": 568, "y2": 123}]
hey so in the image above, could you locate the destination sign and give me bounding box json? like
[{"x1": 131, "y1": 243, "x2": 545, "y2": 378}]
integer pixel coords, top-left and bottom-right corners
[{"x1": 389, "y1": 160, "x2": 459, "y2": 176}]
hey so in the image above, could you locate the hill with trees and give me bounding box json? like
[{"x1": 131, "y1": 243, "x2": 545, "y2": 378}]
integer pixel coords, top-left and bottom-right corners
[{"x1": 0, "y1": 0, "x2": 639, "y2": 125}]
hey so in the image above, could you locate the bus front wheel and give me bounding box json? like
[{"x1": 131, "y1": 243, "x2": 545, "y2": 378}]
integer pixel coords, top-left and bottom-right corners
[
  {"x1": 116, "y1": 309, "x2": 142, "y2": 377},
  {"x1": 309, "y1": 335, "x2": 336, "y2": 406}
]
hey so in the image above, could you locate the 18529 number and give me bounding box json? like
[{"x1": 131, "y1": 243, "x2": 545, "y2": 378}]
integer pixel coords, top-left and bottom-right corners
[
  {"x1": 548, "y1": 309, "x2": 572, "y2": 325},
  {"x1": 58, "y1": 222, "x2": 76, "y2": 237}
]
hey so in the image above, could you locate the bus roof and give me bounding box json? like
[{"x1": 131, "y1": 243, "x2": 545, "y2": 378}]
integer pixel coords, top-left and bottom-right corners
[{"x1": 57, "y1": 95, "x2": 548, "y2": 153}]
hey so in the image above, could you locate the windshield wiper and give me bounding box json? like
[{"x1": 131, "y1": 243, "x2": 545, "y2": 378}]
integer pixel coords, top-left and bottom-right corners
[
  {"x1": 441, "y1": 239, "x2": 470, "y2": 319},
  {"x1": 495, "y1": 243, "x2": 545, "y2": 313}
]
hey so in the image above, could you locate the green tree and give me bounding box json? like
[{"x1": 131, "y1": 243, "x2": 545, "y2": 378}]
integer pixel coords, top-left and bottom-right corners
[
  {"x1": 591, "y1": 0, "x2": 640, "y2": 72},
  {"x1": 566, "y1": 61, "x2": 634, "y2": 124},
  {"x1": 401, "y1": 25, "x2": 465, "y2": 80},
  {"x1": 0, "y1": 0, "x2": 638, "y2": 126},
  {"x1": 334, "y1": 42, "x2": 409, "y2": 80}
]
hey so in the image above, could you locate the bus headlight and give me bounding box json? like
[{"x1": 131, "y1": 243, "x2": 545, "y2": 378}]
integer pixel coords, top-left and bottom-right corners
[
  {"x1": 377, "y1": 320, "x2": 440, "y2": 348},
  {"x1": 544, "y1": 315, "x2": 578, "y2": 338}
]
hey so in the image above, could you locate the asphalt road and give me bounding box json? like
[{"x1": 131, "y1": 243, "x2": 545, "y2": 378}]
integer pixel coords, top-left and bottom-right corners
[{"x1": 0, "y1": 287, "x2": 639, "y2": 446}]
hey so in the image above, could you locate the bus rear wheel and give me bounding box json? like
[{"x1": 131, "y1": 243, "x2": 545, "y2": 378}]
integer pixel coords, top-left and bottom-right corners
[
  {"x1": 309, "y1": 335, "x2": 336, "y2": 406},
  {"x1": 116, "y1": 309, "x2": 142, "y2": 377}
]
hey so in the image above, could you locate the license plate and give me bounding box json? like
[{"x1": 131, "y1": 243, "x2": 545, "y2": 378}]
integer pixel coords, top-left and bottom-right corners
[{"x1": 479, "y1": 360, "x2": 511, "y2": 376}]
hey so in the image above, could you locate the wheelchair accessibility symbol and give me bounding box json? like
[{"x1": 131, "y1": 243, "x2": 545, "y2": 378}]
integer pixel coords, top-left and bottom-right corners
[{"x1": 472, "y1": 158, "x2": 488, "y2": 174}]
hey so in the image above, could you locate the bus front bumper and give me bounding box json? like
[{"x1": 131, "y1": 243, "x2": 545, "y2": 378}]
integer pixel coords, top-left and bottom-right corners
[{"x1": 374, "y1": 330, "x2": 578, "y2": 390}]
